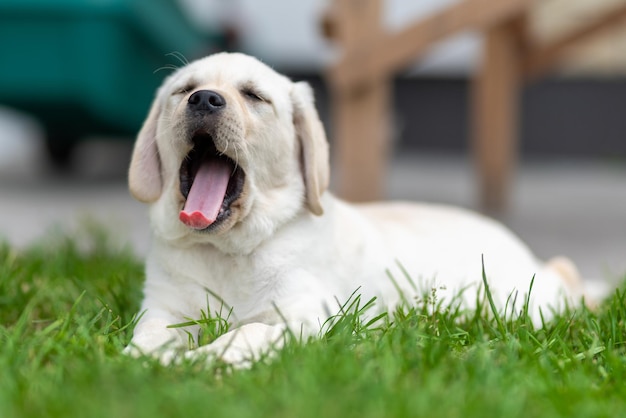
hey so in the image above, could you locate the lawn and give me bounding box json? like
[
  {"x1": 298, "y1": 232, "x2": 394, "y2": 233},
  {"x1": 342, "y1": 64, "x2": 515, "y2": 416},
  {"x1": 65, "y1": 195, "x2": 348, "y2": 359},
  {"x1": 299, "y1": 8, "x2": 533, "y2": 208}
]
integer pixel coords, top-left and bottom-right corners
[{"x1": 1, "y1": 228, "x2": 625, "y2": 418}]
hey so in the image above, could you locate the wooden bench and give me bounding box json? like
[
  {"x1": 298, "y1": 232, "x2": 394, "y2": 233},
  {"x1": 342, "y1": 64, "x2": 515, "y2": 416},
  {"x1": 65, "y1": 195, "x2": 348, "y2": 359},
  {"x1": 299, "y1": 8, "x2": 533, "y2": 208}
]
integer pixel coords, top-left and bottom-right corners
[{"x1": 323, "y1": 0, "x2": 626, "y2": 212}]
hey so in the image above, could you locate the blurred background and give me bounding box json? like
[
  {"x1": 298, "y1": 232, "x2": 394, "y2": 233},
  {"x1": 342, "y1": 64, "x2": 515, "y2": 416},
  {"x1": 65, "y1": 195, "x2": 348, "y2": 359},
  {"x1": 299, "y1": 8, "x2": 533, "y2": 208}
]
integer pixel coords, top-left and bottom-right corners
[{"x1": 1, "y1": 0, "x2": 625, "y2": 283}]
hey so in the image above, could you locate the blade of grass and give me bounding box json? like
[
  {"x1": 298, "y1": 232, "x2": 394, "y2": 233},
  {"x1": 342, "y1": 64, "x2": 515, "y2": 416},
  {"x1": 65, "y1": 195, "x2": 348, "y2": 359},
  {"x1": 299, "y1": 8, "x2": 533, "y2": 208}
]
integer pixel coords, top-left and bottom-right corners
[{"x1": 481, "y1": 255, "x2": 507, "y2": 339}]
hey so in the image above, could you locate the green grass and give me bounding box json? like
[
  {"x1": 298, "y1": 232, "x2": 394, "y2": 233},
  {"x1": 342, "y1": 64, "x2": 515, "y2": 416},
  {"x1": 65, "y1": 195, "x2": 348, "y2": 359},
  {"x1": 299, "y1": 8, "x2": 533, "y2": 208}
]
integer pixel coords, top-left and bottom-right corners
[{"x1": 1, "y1": 229, "x2": 626, "y2": 418}]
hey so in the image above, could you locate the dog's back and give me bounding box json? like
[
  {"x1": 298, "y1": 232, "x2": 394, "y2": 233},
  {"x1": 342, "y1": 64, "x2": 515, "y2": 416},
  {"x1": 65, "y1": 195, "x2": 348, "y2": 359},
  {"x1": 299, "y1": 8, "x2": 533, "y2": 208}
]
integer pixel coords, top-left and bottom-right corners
[{"x1": 348, "y1": 200, "x2": 578, "y2": 321}]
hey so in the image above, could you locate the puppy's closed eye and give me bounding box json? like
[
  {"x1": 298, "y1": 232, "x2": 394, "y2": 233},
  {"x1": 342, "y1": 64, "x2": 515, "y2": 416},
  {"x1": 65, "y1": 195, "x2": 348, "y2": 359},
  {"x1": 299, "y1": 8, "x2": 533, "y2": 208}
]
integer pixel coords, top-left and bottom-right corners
[
  {"x1": 173, "y1": 83, "x2": 197, "y2": 96},
  {"x1": 240, "y1": 84, "x2": 270, "y2": 104}
]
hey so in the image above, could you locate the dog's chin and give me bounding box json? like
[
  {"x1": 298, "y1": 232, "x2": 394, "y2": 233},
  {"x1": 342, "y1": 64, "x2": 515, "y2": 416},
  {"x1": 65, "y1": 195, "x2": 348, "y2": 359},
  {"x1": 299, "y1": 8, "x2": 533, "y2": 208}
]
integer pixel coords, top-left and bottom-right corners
[{"x1": 178, "y1": 133, "x2": 246, "y2": 235}]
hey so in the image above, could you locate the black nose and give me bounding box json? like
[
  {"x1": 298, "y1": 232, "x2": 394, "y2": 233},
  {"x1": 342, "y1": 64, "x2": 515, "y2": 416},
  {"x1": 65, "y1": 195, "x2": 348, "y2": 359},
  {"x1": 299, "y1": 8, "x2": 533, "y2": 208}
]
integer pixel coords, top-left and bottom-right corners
[{"x1": 187, "y1": 90, "x2": 226, "y2": 113}]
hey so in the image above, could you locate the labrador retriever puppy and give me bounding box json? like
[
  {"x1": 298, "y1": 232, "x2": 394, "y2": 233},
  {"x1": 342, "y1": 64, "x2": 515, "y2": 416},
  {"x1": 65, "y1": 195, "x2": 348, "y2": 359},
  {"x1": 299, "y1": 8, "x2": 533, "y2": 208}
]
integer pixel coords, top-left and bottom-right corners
[{"x1": 126, "y1": 52, "x2": 583, "y2": 366}]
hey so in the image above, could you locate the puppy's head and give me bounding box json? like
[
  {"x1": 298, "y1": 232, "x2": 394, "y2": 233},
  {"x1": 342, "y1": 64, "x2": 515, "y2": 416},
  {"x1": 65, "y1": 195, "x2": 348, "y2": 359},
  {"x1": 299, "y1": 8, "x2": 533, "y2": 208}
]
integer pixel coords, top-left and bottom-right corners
[{"x1": 129, "y1": 53, "x2": 329, "y2": 250}]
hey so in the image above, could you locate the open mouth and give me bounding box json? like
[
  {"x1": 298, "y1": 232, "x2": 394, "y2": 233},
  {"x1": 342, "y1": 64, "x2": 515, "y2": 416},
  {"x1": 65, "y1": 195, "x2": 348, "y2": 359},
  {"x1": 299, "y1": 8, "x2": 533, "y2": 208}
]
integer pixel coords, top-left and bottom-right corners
[{"x1": 178, "y1": 133, "x2": 245, "y2": 231}]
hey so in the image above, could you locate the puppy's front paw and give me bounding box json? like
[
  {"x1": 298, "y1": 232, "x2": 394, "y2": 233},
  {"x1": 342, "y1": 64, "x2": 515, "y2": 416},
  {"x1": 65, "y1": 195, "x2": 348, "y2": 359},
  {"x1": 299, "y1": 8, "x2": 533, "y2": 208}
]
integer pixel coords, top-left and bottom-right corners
[
  {"x1": 124, "y1": 318, "x2": 185, "y2": 365},
  {"x1": 186, "y1": 323, "x2": 287, "y2": 369},
  {"x1": 123, "y1": 344, "x2": 179, "y2": 366}
]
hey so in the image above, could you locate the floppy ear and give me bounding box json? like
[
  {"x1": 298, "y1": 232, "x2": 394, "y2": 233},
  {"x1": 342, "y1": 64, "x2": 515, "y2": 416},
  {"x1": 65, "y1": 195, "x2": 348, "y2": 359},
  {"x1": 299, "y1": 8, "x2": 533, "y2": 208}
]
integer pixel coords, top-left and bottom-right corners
[
  {"x1": 291, "y1": 82, "x2": 330, "y2": 216},
  {"x1": 128, "y1": 95, "x2": 163, "y2": 203}
]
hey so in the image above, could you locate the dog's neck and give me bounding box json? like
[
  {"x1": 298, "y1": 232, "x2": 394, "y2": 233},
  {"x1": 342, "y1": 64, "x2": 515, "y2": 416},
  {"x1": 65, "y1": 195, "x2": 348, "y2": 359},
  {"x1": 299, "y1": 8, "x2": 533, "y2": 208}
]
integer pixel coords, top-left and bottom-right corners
[{"x1": 151, "y1": 206, "x2": 320, "y2": 257}]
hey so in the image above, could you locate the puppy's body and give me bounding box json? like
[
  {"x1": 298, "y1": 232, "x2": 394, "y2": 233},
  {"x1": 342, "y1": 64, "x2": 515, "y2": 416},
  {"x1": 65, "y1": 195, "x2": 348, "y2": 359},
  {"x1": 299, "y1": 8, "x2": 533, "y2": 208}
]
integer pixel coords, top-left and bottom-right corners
[{"x1": 126, "y1": 53, "x2": 580, "y2": 365}]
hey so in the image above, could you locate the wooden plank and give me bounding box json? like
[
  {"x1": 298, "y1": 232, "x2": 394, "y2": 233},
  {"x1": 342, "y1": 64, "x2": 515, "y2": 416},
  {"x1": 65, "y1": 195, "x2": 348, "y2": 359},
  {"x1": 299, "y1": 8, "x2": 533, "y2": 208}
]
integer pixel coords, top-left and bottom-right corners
[
  {"x1": 524, "y1": 4, "x2": 626, "y2": 78},
  {"x1": 472, "y1": 18, "x2": 523, "y2": 212},
  {"x1": 328, "y1": 0, "x2": 532, "y2": 90}
]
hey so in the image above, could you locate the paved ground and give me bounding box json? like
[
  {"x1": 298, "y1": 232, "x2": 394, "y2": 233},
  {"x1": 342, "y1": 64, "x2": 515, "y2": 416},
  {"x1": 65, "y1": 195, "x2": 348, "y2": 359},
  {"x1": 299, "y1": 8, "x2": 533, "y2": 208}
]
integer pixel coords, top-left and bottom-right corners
[{"x1": 1, "y1": 131, "x2": 625, "y2": 291}]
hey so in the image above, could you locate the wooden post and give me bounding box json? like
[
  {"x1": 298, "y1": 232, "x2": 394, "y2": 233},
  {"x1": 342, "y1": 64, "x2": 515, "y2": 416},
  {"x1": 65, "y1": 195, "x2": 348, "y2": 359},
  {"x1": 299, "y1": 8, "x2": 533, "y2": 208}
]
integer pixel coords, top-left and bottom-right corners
[
  {"x1": 333, "y1": 82, "x2": 391, "y2": 201},
  {"x1": 325, "y1": 0, "x2": 391, "y2": 202},
  {"x1": 472, "y1": 17, "x2": 525, "y2": 213}
]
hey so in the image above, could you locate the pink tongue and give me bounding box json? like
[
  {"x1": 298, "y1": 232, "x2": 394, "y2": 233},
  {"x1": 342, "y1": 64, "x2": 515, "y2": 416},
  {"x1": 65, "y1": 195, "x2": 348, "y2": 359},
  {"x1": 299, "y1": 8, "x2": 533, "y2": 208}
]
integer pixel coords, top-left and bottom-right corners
[{"x1": 179, "y1": 158, "x2": 231, "y2": 229}]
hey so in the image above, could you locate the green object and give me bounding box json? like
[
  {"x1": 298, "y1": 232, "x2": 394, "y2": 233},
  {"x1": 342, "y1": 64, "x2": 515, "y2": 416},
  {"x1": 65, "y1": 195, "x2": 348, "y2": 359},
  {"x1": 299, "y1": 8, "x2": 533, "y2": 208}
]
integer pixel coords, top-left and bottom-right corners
[{"x1": 0, "y1": 0, "x2": 222, "y2": 163}]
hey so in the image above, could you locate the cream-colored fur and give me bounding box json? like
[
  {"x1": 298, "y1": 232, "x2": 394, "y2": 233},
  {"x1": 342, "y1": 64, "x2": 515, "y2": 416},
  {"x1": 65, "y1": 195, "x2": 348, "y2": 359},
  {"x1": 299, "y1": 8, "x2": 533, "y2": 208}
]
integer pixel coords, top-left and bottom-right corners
[{"x1": 126, "y1": 52, "x2": 582, "y2": 366}]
